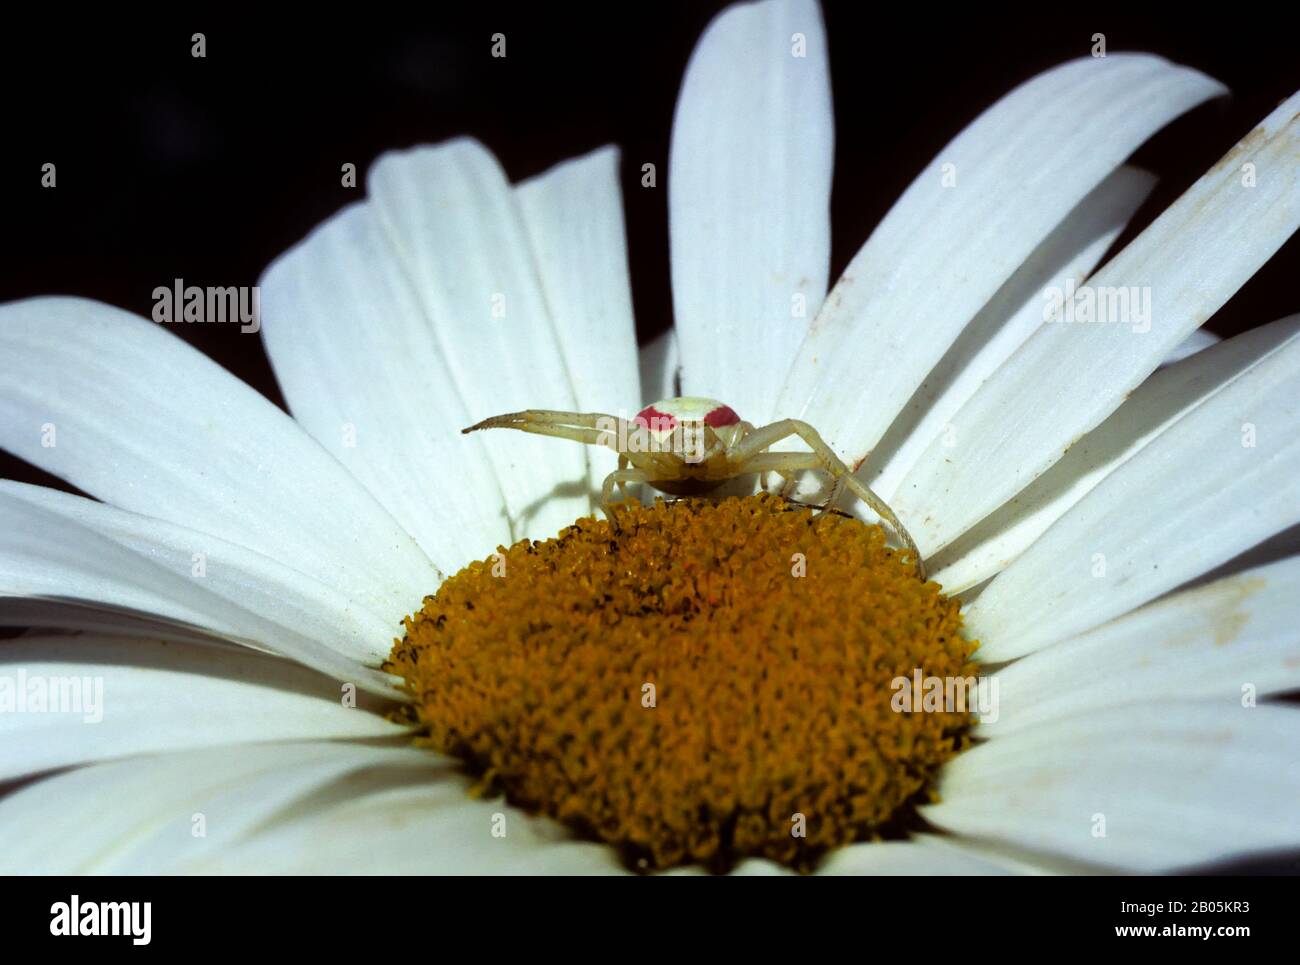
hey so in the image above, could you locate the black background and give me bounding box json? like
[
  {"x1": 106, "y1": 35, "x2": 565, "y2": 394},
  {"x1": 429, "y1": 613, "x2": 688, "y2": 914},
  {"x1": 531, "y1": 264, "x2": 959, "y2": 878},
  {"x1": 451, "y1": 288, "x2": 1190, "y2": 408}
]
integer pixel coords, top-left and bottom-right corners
[
  {"x1": 0, "y1": 2, "x2": 1298, "y2": 875},
  {"x1": 3, "y1": 875, "x2": 1295, "y2": 945}
]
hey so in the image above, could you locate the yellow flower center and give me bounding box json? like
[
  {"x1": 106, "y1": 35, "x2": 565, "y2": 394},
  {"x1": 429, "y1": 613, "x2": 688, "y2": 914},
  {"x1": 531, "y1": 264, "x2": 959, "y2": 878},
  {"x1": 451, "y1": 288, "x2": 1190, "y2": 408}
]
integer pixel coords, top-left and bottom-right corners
[{"x1": 386, "y1": 493, "x2": 978, "y2": 872}]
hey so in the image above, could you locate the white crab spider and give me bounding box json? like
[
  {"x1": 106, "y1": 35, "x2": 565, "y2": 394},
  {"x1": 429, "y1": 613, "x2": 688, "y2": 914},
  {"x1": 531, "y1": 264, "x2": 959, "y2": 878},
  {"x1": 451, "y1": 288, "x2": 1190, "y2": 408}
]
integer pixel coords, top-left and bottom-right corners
[{"x1": 464, "y1": 396, "x2": 925, "y2": 579}]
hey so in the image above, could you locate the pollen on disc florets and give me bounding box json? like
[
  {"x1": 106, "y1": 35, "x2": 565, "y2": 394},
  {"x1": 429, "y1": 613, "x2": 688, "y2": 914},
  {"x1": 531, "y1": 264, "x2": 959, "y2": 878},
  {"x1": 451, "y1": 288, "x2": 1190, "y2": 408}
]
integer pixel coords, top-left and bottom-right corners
[{"x1": 385, "y1": 493, "x2": 978, "y2": 873}]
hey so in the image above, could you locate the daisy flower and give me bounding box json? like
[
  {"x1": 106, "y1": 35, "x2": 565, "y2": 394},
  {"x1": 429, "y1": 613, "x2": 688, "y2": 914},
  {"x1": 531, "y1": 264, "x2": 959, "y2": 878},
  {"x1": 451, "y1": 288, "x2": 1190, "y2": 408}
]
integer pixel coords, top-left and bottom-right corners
[{"x1": 2, "y1": 0, "x2": 1298, "y2": 874}]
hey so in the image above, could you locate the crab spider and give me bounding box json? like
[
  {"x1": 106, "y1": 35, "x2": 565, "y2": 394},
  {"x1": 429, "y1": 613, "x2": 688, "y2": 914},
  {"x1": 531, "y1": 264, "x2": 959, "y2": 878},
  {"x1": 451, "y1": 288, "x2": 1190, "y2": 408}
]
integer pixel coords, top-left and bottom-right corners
[{"x1": 463, "y1": 396, "x2": 925, "y2": 579}]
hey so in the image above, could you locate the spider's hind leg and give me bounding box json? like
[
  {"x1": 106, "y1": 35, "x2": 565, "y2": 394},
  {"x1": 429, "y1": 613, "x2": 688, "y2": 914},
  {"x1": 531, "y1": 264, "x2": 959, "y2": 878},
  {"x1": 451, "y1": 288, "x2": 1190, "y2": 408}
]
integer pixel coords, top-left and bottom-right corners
[
  {"x1": 764, "y1": 468, "x2": 828, "y2": 509},
  {"x1": 760, "y1": 468, "x2": 796, "y2": 501},
  {"x1": 815, "y1": 477, "x2": 848, "y2": 517}
]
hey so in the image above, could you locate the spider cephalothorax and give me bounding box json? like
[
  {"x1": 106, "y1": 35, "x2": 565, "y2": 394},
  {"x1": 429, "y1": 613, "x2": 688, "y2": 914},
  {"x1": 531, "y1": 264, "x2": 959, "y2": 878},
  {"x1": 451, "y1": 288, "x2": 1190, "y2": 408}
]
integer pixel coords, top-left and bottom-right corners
[{"x1": 464, "y1": 396, "x2": 925, "y2": 578}]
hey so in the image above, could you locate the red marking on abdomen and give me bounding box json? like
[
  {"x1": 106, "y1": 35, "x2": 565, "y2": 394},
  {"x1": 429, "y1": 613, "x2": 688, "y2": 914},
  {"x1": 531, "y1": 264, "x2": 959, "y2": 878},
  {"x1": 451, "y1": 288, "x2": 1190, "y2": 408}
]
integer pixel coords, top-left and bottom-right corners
[
  {"x1": 704, "y1": 404, "x2": 740, "y2": 427},
  {"x1": 635, "y1": 406, "x2": 677, "y2": 431}
]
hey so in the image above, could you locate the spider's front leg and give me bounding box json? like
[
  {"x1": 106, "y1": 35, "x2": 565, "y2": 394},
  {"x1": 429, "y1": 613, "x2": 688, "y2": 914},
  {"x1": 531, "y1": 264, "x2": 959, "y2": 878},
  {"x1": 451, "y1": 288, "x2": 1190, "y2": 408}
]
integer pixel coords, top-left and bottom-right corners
[
  {"x1": 601, "y1": 465, "x2": 650, "y2": 507},
  {"x1": 466, "y1": 410, "x2": 648, "y2": 524},
  {"x1": 598, "y1": 463, "x2": 649, "y2": 532},
  {"x1": 729, "y1": 421, "x2": 927, "y2": 580},
  {"x1": 462, "y1": 409, "x2": 625, "y2": 449}
]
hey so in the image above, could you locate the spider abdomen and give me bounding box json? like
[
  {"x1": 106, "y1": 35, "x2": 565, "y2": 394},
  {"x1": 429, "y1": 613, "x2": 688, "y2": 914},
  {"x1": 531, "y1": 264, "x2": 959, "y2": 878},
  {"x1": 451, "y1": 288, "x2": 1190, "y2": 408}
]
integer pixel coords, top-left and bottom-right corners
[{"x1": 647, "y1": 477, "x2": 728, "y2": 497}]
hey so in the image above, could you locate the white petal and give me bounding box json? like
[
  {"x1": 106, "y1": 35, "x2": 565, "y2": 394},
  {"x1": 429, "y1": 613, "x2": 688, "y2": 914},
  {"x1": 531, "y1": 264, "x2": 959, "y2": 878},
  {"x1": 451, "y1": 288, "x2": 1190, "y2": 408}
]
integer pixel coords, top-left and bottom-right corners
[
  {"x1": 0, "y1": 598, "x2": 231, "y2": 646},
  {"x1": 1163, "y1": 326, "x2": 1219, "y2": 366},
  {"x1": 776, "y1": 55, "x2": 1225, "y2": 470},
  {"x1": 516, "y1": 147, "x2": 641, "y2": 505},
  {"x1": 966, "y1": 324, "x2": 1300, "y2": 659},
  {"x1": 368, "y1": 140, "x2": 591, "y2": 542},
  {"x1": 0, "y1": 634, "x2": 407, "y2": 782},
  {"x1": 0, "y1": 741, "x2": 439, "y2": 874},
  {"x1": 897, "y1": 91, "x2": 1300, "y2": 554},
  {"x1": 259, "y1": 202, "x2": 510, "y2": 570},
  {"x1": 818, "y1": 834, "x2": 1048, "y2": 875},
  {"x1": 1191, "y1": 520, "x2": 1300, "y2": 587},
  {"x1": 0, "y1": 482, "x2": 403, "y2": 691},
  {"x1": 0, "y1": 297, "x2": 438, "y2": 620},
  {"x1": 517, "y1": 145, "x2": 640, "y2": 415},
  {"x1": 866, "y1": 166, "x2": 1157, "y2": 503},
  {"x1": 195, "y1": 775, "x2": 623, "y2": 875},
  {"x1": 670, "y1": 0, "x2": 833, "y2": 425},
  {"x1": 638, "y1": 327, "x2": 680, "y2": 403},
  {"x1": 924, "y1": 702, "x2": 1300, "y2": 872},
  {"x1": 931, "y1": 314, "x2": 1300, "y2": 593},
  {"x1": 982, "y1": 557, "x2": 1300, "y2": 737},
  {"x1": 0, "y1": 741, "x2": 618, "y2": 874}
]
